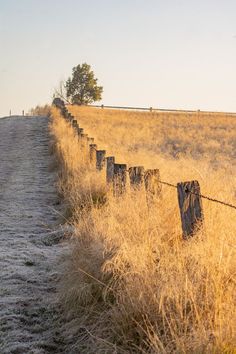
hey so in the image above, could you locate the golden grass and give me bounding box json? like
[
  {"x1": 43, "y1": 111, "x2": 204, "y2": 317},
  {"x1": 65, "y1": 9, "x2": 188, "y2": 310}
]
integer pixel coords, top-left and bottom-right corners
[
  {"x1": 69, "y1": 106, "x2": 236, "y2": 173},
  {"x1": 51, "y1": 106, "x2": 236, "y2": 353}
]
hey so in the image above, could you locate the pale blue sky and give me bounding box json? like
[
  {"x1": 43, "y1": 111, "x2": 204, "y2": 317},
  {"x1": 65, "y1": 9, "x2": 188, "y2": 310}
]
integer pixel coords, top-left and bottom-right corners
[{"x1": 0, "y1": 0, "x2": 236, "y2": 116}]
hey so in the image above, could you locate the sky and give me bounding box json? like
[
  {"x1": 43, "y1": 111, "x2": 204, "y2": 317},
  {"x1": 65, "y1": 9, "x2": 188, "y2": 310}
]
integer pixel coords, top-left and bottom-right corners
[{"x1": 0, "y1": 0, "x2": 236, "y2": 116}]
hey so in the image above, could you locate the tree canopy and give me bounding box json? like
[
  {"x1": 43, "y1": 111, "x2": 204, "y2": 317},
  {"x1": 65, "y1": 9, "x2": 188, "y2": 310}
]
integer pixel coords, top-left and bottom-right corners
[{"x1": 65, "y1": 63, "x2": 103, "y2": 105}]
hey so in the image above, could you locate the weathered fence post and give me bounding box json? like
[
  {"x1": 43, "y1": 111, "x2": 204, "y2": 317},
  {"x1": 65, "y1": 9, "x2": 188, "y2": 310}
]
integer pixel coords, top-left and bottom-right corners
[
  {"x1": 80, "y1": 133, "x2": 88, "y2": 146},
  {"x1": 87, "y1": 137, "x2": 94, "y2": 144},
  {"x1": 72, "y1": 120, "x2": 78, "y2": 135},
  {"x1": 68, "y1": 113, "x2": 73, "y2": 121},
  {"x1": 106, "y1": 156, "x2": 115, "y2": 184},
  {"x1": 144, "y1": 169, "x2": 161, "y2": 203},
  {"x1": 79, "y1": 134, "x2": 89, "y2": 157},
  {"x1": 96, "y1": 150, "x2": 106, "y2": 171},
  {"x1": 129, "y1": 166, "x2": 145, "y2": 189},
  {"x1": 177, "y1": 180, "x2": 204, "y2": 239},
  {"x1": 72, "y1": 119, "x2": 77, "y2": 127},
  {"x1": 81, "y1": 133, "x2": 88, "y2": 139},
  {"x1": 89, "y1": 144, "x2": 97, "y2": 167},
  {"x1": 61, "y1": 107, "x2": 67, "y2": 118},
  {"x1": 78, "y1": 128, "x2": 84, "y2": 136},
  {"x1": 64, "y1": 111, "x2": 68, "y2": 120},
  {"x1": 113, "y1": 164, "x2": 128, "y2": 196}
]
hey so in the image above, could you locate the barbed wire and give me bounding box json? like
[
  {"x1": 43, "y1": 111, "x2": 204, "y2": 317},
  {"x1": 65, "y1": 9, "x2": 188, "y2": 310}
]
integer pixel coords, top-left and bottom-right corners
[
  {"x1": 59, "y1": 106, "x2": 236, "y2": 212},
  {"x1": 159, "y1": 180, "x2": 236, "y2": 210}
]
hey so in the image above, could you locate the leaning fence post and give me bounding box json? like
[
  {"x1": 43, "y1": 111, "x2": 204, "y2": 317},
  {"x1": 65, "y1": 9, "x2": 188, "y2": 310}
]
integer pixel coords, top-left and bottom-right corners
[
  {"x1": 96, "y1": 150, "x2": 106, "y2": 171},
  {"x1": 129, "y1": 166, "x2": 145, "y2": 189},
  {"x1": 113, "y1": 164, "x2": 128, "y2": 196},
  {"x1": 144, "y1": 169, "x2": 161, "y2": 203},
  {"x1": 89, "y1": 144, "x2": 97, "y2": 167},
  {"x1": 177, "y1": 180, "x2": 204, "y2": 239},
  {"x1": 106, "y1": 156, "x2": 115, "y2": 184}
]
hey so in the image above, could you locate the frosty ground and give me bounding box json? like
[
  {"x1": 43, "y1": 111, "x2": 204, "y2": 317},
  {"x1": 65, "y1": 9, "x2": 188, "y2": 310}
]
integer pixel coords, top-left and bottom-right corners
[{"x1": 0, "y1": 116, "x2": 67, "y2": 353}]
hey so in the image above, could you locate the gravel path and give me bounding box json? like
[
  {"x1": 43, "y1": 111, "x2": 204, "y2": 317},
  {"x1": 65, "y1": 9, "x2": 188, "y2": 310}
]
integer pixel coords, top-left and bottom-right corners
[{"x1": 0, "y1": 116, "x2": 67, "y2": 354}]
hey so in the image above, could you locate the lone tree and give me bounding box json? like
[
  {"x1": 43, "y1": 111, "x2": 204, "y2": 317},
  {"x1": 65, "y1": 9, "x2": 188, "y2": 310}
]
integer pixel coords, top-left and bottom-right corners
[{"x1": 65, "y1": 63, "x2": 103, "y2": 105}]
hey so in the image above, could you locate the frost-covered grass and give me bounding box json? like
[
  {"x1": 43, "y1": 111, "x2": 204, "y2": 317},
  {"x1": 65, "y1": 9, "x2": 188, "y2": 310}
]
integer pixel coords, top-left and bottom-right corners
[
  {"x1": 51, "y1": 107, "x2": 236, "y2": 353},
  {"x1": 0, "y1": 116, "x2": 66, "y2": 353}
]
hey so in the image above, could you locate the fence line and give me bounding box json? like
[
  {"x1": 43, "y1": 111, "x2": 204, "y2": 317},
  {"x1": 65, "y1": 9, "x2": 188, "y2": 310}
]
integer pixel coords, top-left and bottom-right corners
[
  {"x1": 158, "y1": 180, "x2": 236, "y2": 210},
  {"x1": 54, "y1": 99, "x2": 236, "y2": 239},
  {"x1": 86, "y1": 104, "x2": 236, "y2": 116}
]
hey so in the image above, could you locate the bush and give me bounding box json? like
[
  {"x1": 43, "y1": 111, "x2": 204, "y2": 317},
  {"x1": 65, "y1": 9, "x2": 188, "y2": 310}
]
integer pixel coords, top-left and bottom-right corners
[{"x1": 28, "y1": 104, "x2": 51, "y2": 117}]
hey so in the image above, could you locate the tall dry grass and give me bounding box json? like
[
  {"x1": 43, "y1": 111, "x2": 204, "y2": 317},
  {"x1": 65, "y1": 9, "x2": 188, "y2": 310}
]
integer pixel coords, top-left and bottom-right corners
[
  {"x1": 51, "y1": 106, "x2": 236, "y2": 353},
  {"x1": 69, "y1": 106, "x2": 236, "y2": 172}
]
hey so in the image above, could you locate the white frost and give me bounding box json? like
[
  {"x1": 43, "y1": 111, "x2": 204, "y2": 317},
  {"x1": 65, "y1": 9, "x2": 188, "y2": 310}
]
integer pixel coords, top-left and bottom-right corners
[{"x1": 0, "y1": 116, "x2": 68, "y2": 353}]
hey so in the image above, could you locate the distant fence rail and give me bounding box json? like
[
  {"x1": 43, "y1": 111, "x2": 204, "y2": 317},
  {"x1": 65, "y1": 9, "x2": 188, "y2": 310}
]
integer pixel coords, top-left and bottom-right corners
[
  {"x1": 86, "y1": 104, "x2": 236, "y2": 116},
  {"x1": 54, "y1": 99, "x2": 236, "y2": 240}
]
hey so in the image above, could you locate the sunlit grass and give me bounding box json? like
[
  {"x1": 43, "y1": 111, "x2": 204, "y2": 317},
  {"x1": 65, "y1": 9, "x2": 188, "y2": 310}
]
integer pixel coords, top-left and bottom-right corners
[{"x1": 50, "y1": 106, "x2": 236, "y2": 353}]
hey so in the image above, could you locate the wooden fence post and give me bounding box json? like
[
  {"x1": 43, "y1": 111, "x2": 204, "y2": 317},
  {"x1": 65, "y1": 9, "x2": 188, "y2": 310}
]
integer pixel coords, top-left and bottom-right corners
[
  {"x1": 129, "y1": 166, "x2": 145, "y2": 189},
  {"x1": 106, "y1": 156, "x2": 115, "y2": 184},
  {"x1": 144, "y1": 169, "x2": 161, "y2": 203},
  {"x1": 81, "y1": 133, "x2": 88, "y2": 139},
  {"x1": 87, "y1": 137, "x2": 94, "y2": 144},
  {"x1": 89, "y1": 144, "x2": 97, "y2": 167},
  {"x1": 79, "y1": 134, "x2": 89, "y2": 157},
  {"x1": 72, "y1": 120, "x2": 78, "y2": 134},
  {"x1": 61, "y1": 107, "x2": 67, "y2": 118},
  {"x1": 80, "y1": 133, "x2": 88, "y2": 146},
  {"x1": 64, "y1": 111, "x2": 68, "y2": 121},
  {"x1": 78, "y1": 128, "x2": 84, "y2": 136},
  {"x1": 96, "y1": 150, "x2": 106, "y2": 171},
  {"x1": 177, "y1": 180, "x2": 204, "y2": 239},
  {"x1": 113, "y1": 164, "x2": 128, "y2": 195}
]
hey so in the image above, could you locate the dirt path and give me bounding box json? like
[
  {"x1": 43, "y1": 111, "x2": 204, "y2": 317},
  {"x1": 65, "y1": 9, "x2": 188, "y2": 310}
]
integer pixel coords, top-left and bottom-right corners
[{"x1": 0, "y1": 116, "x2": 67, "y2": 354}]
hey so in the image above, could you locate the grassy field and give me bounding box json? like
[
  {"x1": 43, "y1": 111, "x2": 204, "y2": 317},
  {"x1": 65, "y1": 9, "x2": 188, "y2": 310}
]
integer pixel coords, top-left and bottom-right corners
[
  {"x1": 69, "y1": 106, "x2": 236, "y2": 170},
  {"x1": 51, "y1": 106, "x2": 236, "y2": 353}
]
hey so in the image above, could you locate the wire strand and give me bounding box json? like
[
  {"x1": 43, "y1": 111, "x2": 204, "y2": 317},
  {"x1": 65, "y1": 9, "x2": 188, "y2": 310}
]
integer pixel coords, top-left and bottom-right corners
[
  {"x1": 60, "y1": 107, "x2": 236, "y2": 212},
  {"x1": 159, "y1": 180, "x2": 236, "y2": 210}
]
